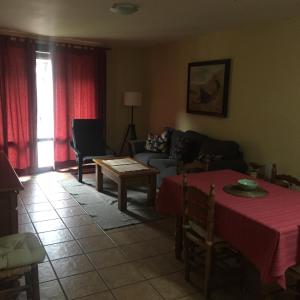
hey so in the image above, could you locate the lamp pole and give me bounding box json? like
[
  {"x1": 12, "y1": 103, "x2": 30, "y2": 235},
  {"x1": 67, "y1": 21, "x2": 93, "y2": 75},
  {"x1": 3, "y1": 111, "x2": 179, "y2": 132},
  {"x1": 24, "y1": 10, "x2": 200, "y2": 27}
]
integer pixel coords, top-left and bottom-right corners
[{"x1": 119, "y1": 92, "x2": 142, "y2": 155}]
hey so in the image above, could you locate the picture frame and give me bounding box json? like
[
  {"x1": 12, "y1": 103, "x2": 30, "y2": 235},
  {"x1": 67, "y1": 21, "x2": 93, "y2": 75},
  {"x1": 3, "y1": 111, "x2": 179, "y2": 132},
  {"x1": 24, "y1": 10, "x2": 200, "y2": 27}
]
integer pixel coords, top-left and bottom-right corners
[{"x1": 186, "y1": 59, "x2": 231, "y2": 117}]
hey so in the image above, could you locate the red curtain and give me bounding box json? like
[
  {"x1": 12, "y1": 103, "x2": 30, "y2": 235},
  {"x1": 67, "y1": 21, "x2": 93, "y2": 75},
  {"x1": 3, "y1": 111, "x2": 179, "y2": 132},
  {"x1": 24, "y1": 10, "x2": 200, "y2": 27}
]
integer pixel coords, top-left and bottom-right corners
[
  {"x1": 0, "y1": 36, "x2": 37, "y2": 174},
  {"x1": 52, "y1": 46, "x2": 106, "y2": 167}
]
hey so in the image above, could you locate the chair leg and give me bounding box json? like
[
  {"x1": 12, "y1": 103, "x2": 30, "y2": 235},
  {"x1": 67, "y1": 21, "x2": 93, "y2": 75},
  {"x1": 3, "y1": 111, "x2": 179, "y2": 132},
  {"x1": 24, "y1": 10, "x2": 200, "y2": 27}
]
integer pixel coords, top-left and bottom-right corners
[
  {"x1": 184, "y1": 238, "x2": 191, "y2": 281},
  {"x1": 25, "y1": 271, "x2": 32, "y2": 299},
  {"x1": 204, "y1": 245, "x2": 213, "y2": 298},
  {"x1": 78, "y1": 157, "x2": 83, "y2": 183},
  {"x1": 31, "y1": 264, "x2": 40, "y2": 300}
]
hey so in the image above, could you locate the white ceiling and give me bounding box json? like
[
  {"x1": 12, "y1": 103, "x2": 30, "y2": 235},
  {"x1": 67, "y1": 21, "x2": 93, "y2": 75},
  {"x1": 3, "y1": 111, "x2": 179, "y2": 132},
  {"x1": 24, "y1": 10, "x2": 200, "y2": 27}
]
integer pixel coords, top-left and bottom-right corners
[{"x1": 0, "y1": 0, "x2": 300, "y2": 46}]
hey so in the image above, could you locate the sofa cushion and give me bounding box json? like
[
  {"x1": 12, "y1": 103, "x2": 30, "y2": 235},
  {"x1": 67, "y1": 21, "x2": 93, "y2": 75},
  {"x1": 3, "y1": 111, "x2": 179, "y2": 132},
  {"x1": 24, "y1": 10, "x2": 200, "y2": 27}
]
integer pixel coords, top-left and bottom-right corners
[
  {"x1": 182, "y1": 131, "x2": 207, "y2": 161},
  {"x1": 169, "y1": 136, "x2": 196, "y2": 163},
  {"x1": 134, "y1": 152, "x2": 168, "y2": 165},
  {"x1": 145, "y1": 129, "x2": 170, "y2": 153},
  {"x1": 169, "y1": 130, "x2": 184, "y2": 158},
  {"x1": 200, "y1": 138, "x2": 240, "y2": 160},
  {"x1": 169, "y1": 130, "x2": 207, "y2": 163}
]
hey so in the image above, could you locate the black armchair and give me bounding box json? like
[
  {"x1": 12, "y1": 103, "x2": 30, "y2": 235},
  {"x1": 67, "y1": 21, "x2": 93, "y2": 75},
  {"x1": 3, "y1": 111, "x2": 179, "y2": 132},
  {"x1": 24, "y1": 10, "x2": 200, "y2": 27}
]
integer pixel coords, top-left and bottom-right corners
[{"x1": 71, "y1": 119, "x2": 115, "y2": 182}]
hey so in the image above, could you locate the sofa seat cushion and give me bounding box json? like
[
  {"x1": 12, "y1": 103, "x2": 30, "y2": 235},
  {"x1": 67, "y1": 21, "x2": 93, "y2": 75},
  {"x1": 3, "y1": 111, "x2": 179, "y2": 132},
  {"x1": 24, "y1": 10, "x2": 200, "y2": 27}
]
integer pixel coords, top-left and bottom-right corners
[
  {"x1": 134, "y1": 152, "x2": 168, "y2": 165},
  {"x1": 149, "y1": 158, "x2": 177, "y2": 172}
]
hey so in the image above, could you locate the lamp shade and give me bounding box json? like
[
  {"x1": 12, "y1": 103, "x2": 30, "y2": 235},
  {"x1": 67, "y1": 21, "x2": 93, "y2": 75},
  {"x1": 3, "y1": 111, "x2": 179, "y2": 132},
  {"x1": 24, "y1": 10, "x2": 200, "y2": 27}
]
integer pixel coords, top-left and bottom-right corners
[{"x1": 123, "y1": 92, "x2": 142, "y2": 107}]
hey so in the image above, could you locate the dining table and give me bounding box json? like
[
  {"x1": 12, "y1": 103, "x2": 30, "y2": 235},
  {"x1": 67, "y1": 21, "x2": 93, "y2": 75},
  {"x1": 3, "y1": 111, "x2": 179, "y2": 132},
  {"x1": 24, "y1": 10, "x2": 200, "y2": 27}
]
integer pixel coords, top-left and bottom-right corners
[{"x1": 156, "y1": 169, "x2": 300, "y2": 288}]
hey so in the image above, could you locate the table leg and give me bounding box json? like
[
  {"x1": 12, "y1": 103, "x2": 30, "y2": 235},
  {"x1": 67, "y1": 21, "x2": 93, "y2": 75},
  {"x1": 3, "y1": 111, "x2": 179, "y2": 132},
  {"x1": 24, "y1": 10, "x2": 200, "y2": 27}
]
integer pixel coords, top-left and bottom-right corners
[
  {"x1": 118, "y1": 179, "x2": 127, "y2": 211},
  {"x1": 175, "y1": 216, "x2": 183, "y2": 260},
  {"x1": 147, "y1": 174, "x2": 157, "y2": 205},
  {"x1": 96, "y1": 164, "x2": 103, "y2": 192}
]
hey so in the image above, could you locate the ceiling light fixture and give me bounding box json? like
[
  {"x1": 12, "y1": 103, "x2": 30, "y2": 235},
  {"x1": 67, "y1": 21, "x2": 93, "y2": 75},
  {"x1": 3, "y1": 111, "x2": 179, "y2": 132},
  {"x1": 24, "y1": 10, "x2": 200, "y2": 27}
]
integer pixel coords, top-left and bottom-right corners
[{"x1": 110, "y1": 3, "x2": 139, "y2": 15}]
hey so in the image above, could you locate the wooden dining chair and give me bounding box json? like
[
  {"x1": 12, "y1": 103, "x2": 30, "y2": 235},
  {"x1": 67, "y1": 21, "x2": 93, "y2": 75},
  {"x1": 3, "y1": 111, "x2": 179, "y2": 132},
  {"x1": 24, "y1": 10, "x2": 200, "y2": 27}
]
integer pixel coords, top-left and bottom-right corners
[
  {"x1": 0, "y1": 232, "x2": 45, "y2": 299},
  {"x1": 285, "y1": 225, "x2": 300, "y2": 299},
  {"x1": 271, "y1": 164, "x2": 300, "y2": 189},
  {"x1": 182, "y1": 174, "x2": 234, "y2": 298}
]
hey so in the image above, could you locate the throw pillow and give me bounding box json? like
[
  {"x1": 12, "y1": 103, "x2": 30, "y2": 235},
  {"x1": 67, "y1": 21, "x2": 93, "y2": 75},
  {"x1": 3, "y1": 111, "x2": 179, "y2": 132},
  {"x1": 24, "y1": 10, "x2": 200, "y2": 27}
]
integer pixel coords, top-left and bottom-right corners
[{"x1": 145, "y1": 129, "x2": 170, "y2": 153}]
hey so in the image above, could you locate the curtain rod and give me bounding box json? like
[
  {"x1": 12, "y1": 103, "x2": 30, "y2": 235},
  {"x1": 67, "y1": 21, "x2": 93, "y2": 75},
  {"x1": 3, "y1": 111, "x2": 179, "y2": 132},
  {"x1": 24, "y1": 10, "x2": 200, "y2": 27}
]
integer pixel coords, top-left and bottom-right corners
[{"x1": 0, "y1": 28, "x2": 111, "y2": 50}]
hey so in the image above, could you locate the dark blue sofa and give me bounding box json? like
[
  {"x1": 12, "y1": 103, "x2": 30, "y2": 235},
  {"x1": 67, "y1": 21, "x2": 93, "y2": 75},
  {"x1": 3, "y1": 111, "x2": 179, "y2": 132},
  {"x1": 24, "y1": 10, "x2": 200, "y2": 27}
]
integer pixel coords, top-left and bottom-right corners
[{"x1": 130, "y1": 128, "x2": 248, "y2": 187}]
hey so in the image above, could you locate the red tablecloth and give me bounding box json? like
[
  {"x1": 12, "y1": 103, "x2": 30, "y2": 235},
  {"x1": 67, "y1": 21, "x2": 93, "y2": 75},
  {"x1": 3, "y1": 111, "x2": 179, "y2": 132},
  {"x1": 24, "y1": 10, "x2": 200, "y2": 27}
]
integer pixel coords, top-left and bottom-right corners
[{"x1": 156, "y1": 169, "x2": 300, "y2": 288}]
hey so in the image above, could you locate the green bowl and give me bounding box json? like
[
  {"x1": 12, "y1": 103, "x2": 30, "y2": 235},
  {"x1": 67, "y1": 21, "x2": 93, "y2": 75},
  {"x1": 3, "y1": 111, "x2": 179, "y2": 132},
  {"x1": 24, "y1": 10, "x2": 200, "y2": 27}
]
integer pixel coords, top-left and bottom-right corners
[{"x1": 238, "y1": 179, "x2": 258, "y2": 191}]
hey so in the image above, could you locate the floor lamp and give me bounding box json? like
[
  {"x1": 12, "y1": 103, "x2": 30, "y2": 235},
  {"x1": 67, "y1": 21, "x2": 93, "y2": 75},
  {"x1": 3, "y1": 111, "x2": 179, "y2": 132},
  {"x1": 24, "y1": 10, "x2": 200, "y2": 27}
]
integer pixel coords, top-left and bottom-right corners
[{"x1": 119, "y1": 92, "x2": 142, "y2": 155}]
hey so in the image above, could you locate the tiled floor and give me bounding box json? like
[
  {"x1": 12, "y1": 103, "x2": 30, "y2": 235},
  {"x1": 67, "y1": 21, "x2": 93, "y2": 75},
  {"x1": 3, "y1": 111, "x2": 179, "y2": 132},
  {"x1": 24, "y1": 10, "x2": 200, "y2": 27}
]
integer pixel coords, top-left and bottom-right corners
[
  {"x1": 16, "y1": 171, "x2": 204, "y2": 300},
  {"x1": 16, "y1": 171, "x2": 292, "y2": 300}
]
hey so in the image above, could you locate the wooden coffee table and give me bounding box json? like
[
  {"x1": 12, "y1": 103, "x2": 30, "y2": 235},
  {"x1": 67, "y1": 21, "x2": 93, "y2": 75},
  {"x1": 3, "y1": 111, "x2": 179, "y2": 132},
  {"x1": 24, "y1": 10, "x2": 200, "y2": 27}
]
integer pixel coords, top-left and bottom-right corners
[{"x1": 93, "y1": 157, "x2": 159, "y2": 211}]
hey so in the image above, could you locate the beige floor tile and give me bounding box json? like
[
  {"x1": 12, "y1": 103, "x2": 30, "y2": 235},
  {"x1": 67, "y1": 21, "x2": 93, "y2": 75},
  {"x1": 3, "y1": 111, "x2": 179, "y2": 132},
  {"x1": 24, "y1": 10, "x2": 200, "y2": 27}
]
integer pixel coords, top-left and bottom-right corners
[
  {"x1": 17, "y1": 206, "x2": 27, "y2": 214},
  {"x1": 39, "y1": 229, "x2": 74, "y2": 245},
  {"x1": 63, "y1": 215, "x2": 94, "y2": 227},
  {"x1": 88, "y1": 248, "x2": 128, "y2": 269},
  {"x1": 70, "y1": 224, "x2": 104, "y2": 239},
  {"x1": 29, "y1": 210, "x2": 59, "y2": 222},
  {"x1": 44, "y1": 186, "x2": 67, "y2": 193},
  {"x1": 52, "y1": 254, "x2": 94, "y2": 278},
  {"x1": 78, "y1": 235, "x2": 115, "y2": 253},
  {"x1": 39, "y1": 262, "x2": 57, "y2": 283},
  {"x1": 150, "y1": 236, "x2": 174, "y2": 254},
  {"x1": 34, "y1": 219, "x2": 66, "y2": 233},
  {"x1": 40, "y1": 280, "x2": 66, "y2": 300},
  {"x1": 60, "y1": 271, "x2": 107, "y2": 299},
  {"x1": 56, "y1": 206, "x2": 86, "y2": 218},
  {"x1": 112, "y1": 281, "x2": 163, "y2": 300},
  {"x1": 25, "y1": 202, "x2": 53, "y2": 212},
  {"x1": 98, "y1": 262, "x2": 145, "y2": 289},
  {"x1": 178, "y1": 293, "x2": 205, "y2": 300},
  {"x1": 133, "y1": 253, "x2": 184, "y2": 279},
  {"x1": 18, "y1": 213, "x2": 31, "y2": 224},
  {"x1": 152, "y1": 218, "x2": 176, "y2": 234},
  {"x1": 52, "y1": 199, "x2": 80, "y2": 209},
  {"x1": 76, "y1": 291, "x2": 115, "y2": 300},
  {"x1": 120, "y1": 239, "x2": 165, "y2": 260},
  {"x1": 22, "y1": 194, "x2": 49, "y2": 204},
  {"x1": 47, "y1": 192, "x2": 73, "y2": 201},
  {"x1": 108, "y1": 229, "x2": 145, "y2": 245},
  {"x1": 150, "y1": 272, "x2": 198, "y2": 299},
  {"x1": 45, "y1": 240, "x2": 83, "y2": 260},
  {"x1": 135, "y1": 225, "x2": 170, "y2": 241},
  {"x1": 105, "y1": 223, "x2": 145, "y2": 234},
  {"x1": 18, "y1": 223, "x2": 36, "y2": 233}
]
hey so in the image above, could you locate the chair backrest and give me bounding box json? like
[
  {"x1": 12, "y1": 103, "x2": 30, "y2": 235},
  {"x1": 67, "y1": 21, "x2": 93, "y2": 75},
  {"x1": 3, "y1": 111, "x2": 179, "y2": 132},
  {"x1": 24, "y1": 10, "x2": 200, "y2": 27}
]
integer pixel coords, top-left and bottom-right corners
[
  {"x1": 72, "y1": 119, "x2": 106, "y2": 156},
  {"x1": 271, "y1": 164, "x2": 300, "y2": 189},
  {"x1": 182, "y1": 174, "x2": 215, "y2": 243}
]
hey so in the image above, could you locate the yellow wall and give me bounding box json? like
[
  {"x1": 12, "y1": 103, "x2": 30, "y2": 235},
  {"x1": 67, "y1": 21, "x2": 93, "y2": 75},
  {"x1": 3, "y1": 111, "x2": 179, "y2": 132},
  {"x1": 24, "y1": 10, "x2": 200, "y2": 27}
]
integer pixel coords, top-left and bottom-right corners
[
  {"x1": 106, "y1": 47, "x2": 149, "y2": 152},
  {"x1": 147, "y1": 17, "x2": 300, "y2": 177}
]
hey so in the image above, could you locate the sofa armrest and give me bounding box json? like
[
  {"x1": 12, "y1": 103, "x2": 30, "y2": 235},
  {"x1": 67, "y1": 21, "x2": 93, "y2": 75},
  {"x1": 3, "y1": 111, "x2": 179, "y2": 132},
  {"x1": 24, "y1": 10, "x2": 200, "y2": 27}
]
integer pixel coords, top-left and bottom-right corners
[{"x1": 129, "y1": 139, "x2": 146, "y2": 155}]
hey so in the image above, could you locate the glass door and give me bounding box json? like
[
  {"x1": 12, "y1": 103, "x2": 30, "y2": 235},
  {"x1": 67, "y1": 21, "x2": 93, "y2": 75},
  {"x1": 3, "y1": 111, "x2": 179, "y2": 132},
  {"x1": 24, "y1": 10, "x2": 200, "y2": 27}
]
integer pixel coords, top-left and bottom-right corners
[{"x1": 36, "y1": 52, "x2": 54, "y2": 169}]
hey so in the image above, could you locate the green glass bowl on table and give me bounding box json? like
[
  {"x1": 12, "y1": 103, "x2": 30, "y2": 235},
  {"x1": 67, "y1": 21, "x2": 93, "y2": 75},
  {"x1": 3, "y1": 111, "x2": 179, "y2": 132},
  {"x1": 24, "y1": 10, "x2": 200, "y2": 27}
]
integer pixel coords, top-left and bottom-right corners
[
  {"x1": 237, "y1": 179, "x2": 258, "y2": 191},
  {"x1": 223, "y1": 178, "x2": 268, "y2": 198}
]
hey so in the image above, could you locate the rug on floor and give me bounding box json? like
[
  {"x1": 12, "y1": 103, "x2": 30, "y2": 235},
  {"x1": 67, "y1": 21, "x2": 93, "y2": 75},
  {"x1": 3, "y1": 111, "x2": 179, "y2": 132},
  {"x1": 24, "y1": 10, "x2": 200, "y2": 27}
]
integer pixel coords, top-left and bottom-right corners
[{"x1": 59, "y1": 173, "x2": 164, "y2": 230}]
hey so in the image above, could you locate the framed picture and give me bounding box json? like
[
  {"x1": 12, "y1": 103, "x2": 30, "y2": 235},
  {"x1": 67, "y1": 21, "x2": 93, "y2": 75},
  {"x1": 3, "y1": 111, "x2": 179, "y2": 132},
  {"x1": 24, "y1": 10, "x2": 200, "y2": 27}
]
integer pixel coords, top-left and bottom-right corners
[{"x1": 186, "y1": 59, "x2": 231, "y2": 117}]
